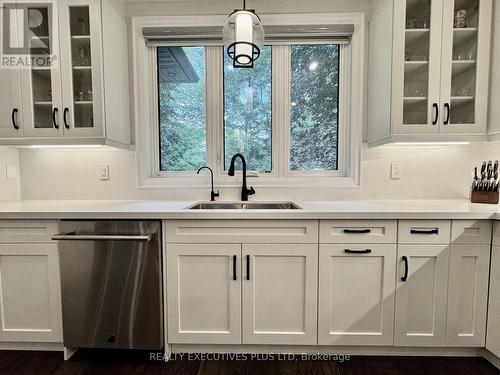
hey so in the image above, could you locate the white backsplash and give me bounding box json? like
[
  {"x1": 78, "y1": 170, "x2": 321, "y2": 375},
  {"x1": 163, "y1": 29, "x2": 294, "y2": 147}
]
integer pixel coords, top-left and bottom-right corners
[
  {"x1": 0, "y1": 148, "x2": 21, "y2": 201},
  {"x1": 16, "y1": 141, "x2": 500, "y2": 201}
]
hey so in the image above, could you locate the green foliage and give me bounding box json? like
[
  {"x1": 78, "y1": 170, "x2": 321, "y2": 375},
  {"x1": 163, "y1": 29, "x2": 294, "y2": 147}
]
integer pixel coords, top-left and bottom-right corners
[
  {"x1": 158, "y1": 47, "x2": 206, "y2": 171},
  {"x1": 158, "y1": 45, "x2": 340, "y2": 173},
  {"x1": 223, "y1": 46, "x2": 272, "y2": 172},
  {"x1": 290, "y1": 45, "x2": 339, "y2": 171}
]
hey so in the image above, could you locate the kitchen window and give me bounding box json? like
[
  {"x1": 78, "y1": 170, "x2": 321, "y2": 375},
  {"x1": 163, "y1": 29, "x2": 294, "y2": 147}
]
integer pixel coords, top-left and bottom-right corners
[{"x1": 135, "y1": 14, "x2": 364, "y2": 187}]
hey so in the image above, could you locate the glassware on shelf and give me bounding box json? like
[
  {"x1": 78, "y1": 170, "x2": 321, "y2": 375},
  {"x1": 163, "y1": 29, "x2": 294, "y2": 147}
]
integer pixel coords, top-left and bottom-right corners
[
  {"x1": 454, "y1": 10, "x2": 468, "y2": 28},
  {"x1": 405, "y1": 48, "x2": 412, "y2": 61},
  {"x1": 406, "y1": 18, "x2": 418, "y2": 29},
  {"x1": 78, "y1": 46, "x2": 90, "y2": 66},
  {"x1": 78, "y1": 17, "x2": 87, "y2": 35},
  {"x1": 452, "y1": 87, "x2": 473, "y2": 96},
  {"x1": 86, "y1": 90, "x2": 93, "y2": 101},
  {"x1": 74, "y1": 90, "x2": 84, "y2": 102}
]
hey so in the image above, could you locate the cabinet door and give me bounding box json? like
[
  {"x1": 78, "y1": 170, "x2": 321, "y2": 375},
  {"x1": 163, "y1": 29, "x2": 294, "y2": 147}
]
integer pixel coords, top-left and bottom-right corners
[
  {"x1": 395, "y1": 245, "x2": 449, "y2": 346},
  {"x1": 446, "y1": 245, "x2": 490, "y2": 347},
  {"x1": 487, "y1": 246, "x2": 500, "y2": 357},
  {"x1": 166, "y1": 244, "x2": 241, "y2": 344},
  {"x1": 242, "y1": 244, "x2": 317, "y2": 345},
  {"x1": 19, "y1": 0, "x2": 64, "y2": 138},
  {"x1": 318, "y1": 244, "x2": 396, "y2": 346},
  {"x1": 0, "y1": 69, "x2": 23, "y2": 137},
  {"x1": 392, "y1": 0, "x2": 443, "y2": 134},
  {"x1": 439, "y1": 0, "x2": 492, "y2": 135},
  {"x1": 58, "y1": 0, "x2": 104, "y2": 138},
  {"x1": 0, "y1": 243, "x2": 62, "y2": 343}
]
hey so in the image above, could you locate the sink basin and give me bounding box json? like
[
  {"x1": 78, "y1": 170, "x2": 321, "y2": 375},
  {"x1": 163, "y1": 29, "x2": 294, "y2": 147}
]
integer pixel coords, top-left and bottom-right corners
[{"x1": 187, "y1": 202, "x2": 301, "y2": 210}]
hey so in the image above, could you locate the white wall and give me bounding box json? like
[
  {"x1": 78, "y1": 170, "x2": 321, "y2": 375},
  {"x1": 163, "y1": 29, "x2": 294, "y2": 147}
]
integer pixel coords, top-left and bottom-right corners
[
  {"x1": 17, "y1": 142, "x2": 500, "y2": 200},
  {"x1": 0, "y1": 148, "x2": 21, "y2": 201},
  {"x1": 13, "y1": 0, "x2": 500, "y2": 201}
]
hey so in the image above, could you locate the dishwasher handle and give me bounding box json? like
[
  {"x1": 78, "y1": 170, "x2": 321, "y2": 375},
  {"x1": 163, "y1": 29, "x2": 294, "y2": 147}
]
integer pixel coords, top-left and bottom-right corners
[{"x1": 51, "y1": 232, "x2": 153, "y2": 242}]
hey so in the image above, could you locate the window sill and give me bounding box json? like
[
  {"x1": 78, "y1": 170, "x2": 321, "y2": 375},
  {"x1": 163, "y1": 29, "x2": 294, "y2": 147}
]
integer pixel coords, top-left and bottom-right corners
[{"x1": 137, "y1": 175, "x2": 360, "y2": 190}]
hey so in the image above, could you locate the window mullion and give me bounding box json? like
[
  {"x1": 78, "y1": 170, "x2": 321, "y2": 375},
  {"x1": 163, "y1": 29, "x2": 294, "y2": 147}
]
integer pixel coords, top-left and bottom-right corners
[
  {"x1": 206, "y1": 46, "x2": 223, "y2": 177},
  {"x1": 272, "y1": 45, "x2": 290, "y2": 178}
]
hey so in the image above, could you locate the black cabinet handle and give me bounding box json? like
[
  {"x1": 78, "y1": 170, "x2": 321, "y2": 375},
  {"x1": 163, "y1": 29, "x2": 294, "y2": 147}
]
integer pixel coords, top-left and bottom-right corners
[
  {"x1": 410, "y1": 228, "x2": 438, "y2": 235},
  {"x1": 432, "y1": 103, "x2": 439, "y2": 125},
  {"x1": 232, "y1": 255, "x2": 237, "y2": 281},
  {"x1": 11, "y1": 108, "x2": 19, "y2": 130},
  {"x1": 345, "y1": 249, "x2": 372, "y2": 254},
  {"x1": 444, "y1": 103, "x2": 450, "y2": 125},
  {"x1": 401, "y1": 256, "x2": 409, "y2": 282},
  {"x1": 63, "y1": 108, "x2": 69, "y2": 129},
  {"x1": 343, "y1": 228, "x2": 371, "y2": 234},
  {"x1": 52, "y1": 107, "x2": 59, "y2": 129},
  {"x1": 246, "y1": 255, "x2": 250, "y2": 281}
]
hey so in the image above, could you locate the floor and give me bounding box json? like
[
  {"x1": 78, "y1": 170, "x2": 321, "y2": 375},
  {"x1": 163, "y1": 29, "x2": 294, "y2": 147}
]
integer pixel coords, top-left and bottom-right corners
[{"x1": 0, "y1": 350, "x2": 498, "y2": 375}]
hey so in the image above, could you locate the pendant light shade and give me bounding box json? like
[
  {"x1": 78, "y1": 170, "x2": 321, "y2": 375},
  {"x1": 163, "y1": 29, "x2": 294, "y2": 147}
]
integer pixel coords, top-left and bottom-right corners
[{"x1": 223, "y1": 1, "x2": 264, "y2": 68}]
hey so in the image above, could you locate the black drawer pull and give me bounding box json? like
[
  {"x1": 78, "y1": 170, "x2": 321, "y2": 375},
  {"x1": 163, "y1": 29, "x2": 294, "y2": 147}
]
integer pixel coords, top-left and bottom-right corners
[
  {"x1": 410, "y1": 229, "x2": 438, "y2": 235},
  {"x1": 52, "y1": 107, "x2": 59, "y2": 129},
  {"x1": 432, "y1": 103, "x2": 439, "y2": 125},
  {"x1": 12, "y1": 108, "x2": 19, "y2": 130},
  {"x1": 343, "y1": 229, "x2": 371, "y2": 234},
  {"x1": 246, "y1": 255, "x2": 250, "y2": 281},
  {"x1": 232, "y1": 255, "x2": 237, "y2": 281},
  {"x1": 63, "y1": 107, "x2": 70, "y2": 129},
  {"x1": 401, "y1": 256, "x2": 409, "y2": 282},
  {"x1": 345, "y1": 249, "x2": 372, "y2": 254}
]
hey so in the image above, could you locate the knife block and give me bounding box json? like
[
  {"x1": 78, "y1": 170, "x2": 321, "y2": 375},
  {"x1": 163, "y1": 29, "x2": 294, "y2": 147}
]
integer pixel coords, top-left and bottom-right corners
[{"x1": 470, "y1": 190, "x2": 499, "y2": 204}]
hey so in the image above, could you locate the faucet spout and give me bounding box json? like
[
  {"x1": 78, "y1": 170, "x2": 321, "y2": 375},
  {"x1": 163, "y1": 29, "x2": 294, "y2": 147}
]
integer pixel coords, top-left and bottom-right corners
[{"x1": 228, "y1": 153, "x2": 255, "y2": 201}]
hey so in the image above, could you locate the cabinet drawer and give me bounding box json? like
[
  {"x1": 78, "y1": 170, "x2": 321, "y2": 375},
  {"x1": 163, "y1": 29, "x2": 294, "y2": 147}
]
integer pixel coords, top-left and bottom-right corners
[
  {"x1": 0, "y1": 221, "x2": 58, "y2": 243},
  {"x1": 320, "y1": 220, "x2": 397, "y2": 243},
  {"x1": 494, "y1": 222, "x2": 500, "y2": 247},
  {"x1": 398, "y1": 220, "x2": 451, "y2": 244},
  {"x1": 165, "y1": 220, "x2": 318, "y2": 243},
  {"x1": 451, "y1": 220, "x2": 492, "y2": 245}
]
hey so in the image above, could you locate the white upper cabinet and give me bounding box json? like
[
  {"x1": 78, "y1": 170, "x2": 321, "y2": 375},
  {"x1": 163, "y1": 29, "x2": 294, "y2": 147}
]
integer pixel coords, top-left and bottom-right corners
[
  {"x1": 58, "y1": 0, "x2": 104, "y2": 138},
  {"x1": 0, "y1": 0, "x2": 130, "y2": 147},
  {"x1": 368, "y1": 0, "x2": 492, "y2": 146}
]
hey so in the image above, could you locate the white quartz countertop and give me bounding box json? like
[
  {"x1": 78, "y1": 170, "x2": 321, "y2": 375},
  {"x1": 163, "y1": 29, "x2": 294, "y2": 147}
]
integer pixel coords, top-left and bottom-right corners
[{"x1": 0, "y1": 199, "x2": 498, "y2": 220}]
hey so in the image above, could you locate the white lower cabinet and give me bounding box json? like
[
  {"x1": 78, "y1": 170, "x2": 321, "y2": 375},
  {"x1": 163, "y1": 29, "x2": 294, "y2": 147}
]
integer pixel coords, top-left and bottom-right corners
[
  {"x1": 166, "y1": 243, "x2": 318, "y2": 345},
  {"x1": 0, "y1": 243, "x2": 62, "y2": 343},
  {"x1": 487, "y1": 246, "x2": 500, "y2": 357},
  {"x1": 242, "y1": 244, "x2": 317, "y2": 345},
  {"x1": 318, "y1": 244, "x2": 396, "y2": 345},
  {"x1": 446, "y1": 245, "x2": 490, "y2": 347},
  {"x1": 394, "y1": 245, "x2": 449, "y2": 347},
  {"x1": 166, "y1": 244, "x2": 242, "y2": 344}
]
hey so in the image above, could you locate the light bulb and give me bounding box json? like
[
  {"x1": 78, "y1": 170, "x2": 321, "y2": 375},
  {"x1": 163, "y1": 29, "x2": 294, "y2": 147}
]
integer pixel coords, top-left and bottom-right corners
[{"x1": 234, "y1": 12, "x2": 253, "y2": 65}]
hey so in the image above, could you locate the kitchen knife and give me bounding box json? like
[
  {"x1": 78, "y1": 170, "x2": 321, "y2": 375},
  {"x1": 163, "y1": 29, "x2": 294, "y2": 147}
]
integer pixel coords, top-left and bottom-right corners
[
  {"x1": 488, "y1": 165, "x2": 493, "y2": 180},
  {"x1": 481, "y1": 161, "x2": 487, "y2": 176},
  {"x1": 494, "y1": 160, "x2": 499, "y2": 175},
  {"x1": 474, "y1": 167, "x2": 479, "y2": 181}
]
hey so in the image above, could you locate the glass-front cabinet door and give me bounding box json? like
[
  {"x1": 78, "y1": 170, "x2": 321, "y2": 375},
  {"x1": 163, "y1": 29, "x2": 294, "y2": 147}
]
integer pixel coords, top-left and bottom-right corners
[
  {"x1": 58, "y1": 0, "x2": 103, "y2": 138},
  {"x1": 439, "y1": 0, "x2": 491, "y2": 135},
  {"x1": 393, "y1": 0, "x2": 443, "y2": 135},
  {"x1": 19, "y1": 0, "x2": 63, "y2": 137}
]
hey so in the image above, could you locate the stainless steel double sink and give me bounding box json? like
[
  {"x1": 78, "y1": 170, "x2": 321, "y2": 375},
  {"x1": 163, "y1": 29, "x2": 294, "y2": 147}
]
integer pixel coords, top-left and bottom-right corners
[{"x1": 187, "y1": 202, "x2": 301, "y2": 210}]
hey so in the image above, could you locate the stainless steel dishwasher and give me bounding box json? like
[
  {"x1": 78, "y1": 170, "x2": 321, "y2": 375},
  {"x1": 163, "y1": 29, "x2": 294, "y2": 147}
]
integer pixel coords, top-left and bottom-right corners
[{"x1": 52, "y1": 220, "x2": 163, "y2": 350}]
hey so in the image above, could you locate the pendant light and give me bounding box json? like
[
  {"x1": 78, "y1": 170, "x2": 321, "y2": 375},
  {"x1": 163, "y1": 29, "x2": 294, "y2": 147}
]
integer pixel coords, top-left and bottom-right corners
[{"x1": 223, "y1": 0, "x2": 264, "y2": 68}]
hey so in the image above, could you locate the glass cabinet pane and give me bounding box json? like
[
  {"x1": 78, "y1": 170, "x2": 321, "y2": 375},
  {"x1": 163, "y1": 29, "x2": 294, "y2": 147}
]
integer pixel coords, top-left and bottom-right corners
[
  {"x1": 69, "y1": 6, "x2": 94, "y2": 128},
  {"x1": 449, "y1": 0, "x2": 479, "y2": 124},
  {"x1": 403, "y1": 0, "x2": 431, "y2": 125},
  {"x1": 27, "y1": 5, "x2": 54, "y2": 129}
]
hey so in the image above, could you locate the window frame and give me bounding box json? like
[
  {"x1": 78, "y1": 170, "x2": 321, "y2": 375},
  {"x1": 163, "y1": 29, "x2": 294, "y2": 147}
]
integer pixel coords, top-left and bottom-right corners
[{"x1": 132, "y1": 13, "x2": 364, "y2": 189}]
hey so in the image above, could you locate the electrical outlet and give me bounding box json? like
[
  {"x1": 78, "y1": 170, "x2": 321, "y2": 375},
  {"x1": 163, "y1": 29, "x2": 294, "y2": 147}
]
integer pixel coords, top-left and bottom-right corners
[
  {"x1": 390, "y1": 163, "x2": 401, "y2": 180},
  {"x1": 6, "y1": 165, "x2": 18, "y2": 179},
  {"x1": 99, "y1": 165, "x2": 109, "y2": 181}
]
